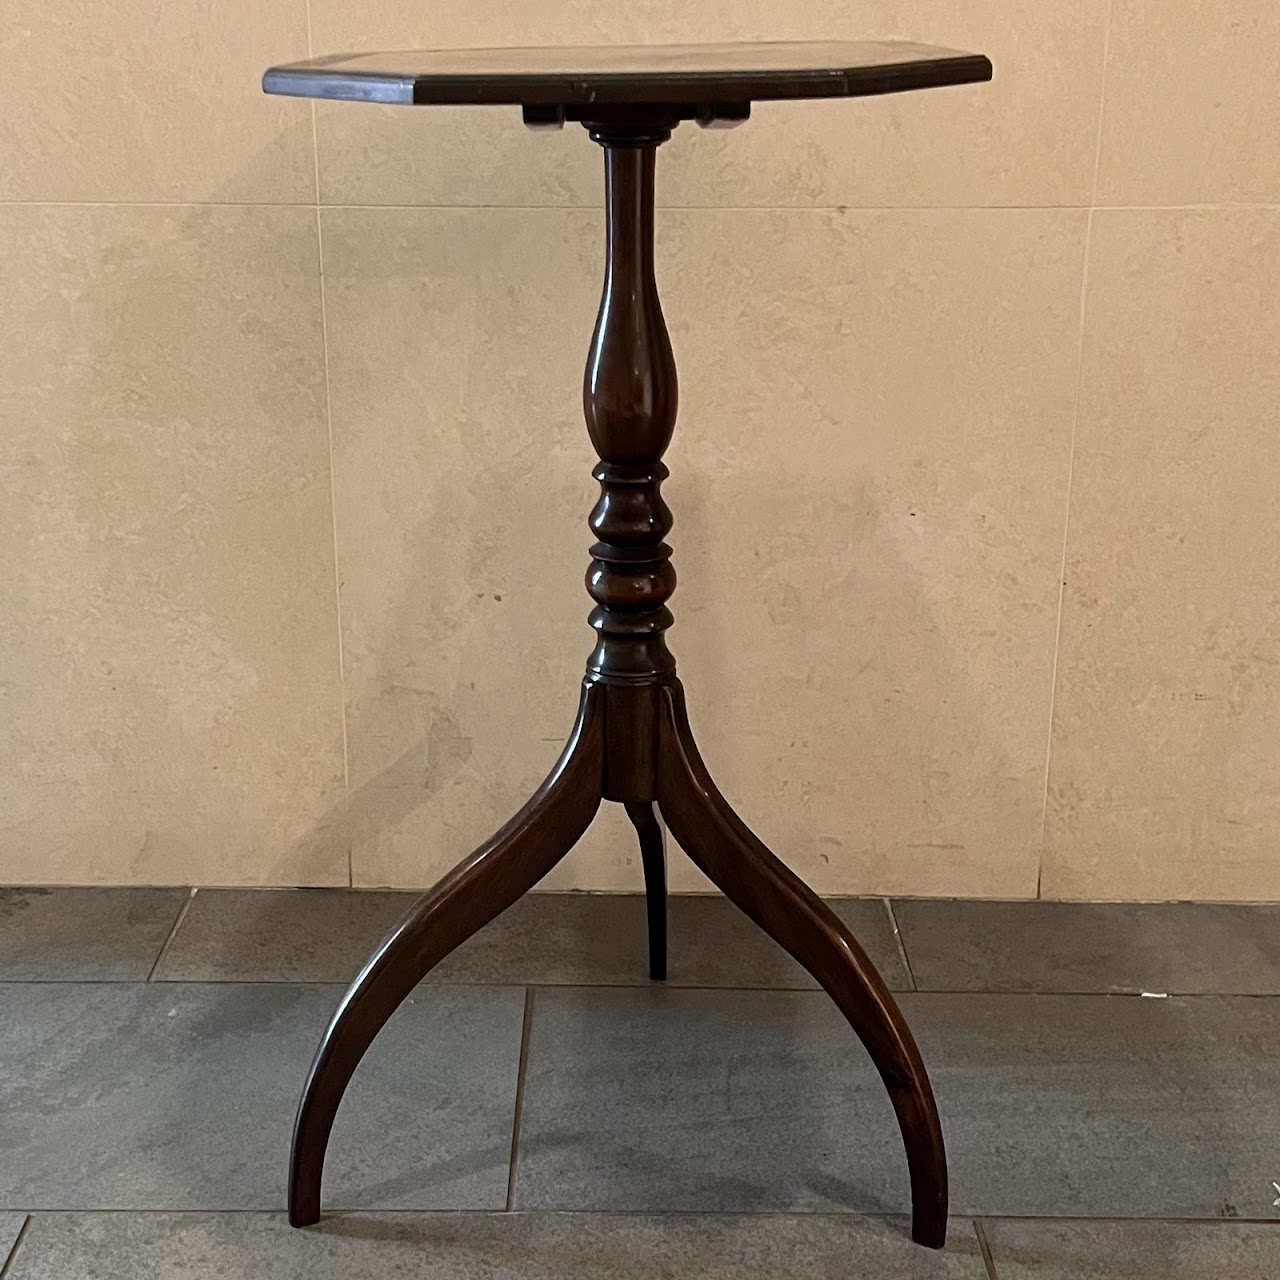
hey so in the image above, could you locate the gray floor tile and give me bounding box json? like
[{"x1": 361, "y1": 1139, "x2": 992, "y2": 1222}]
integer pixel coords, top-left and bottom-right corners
[
  {"x1": 983, "y1": 1219, "x2": 1280, "y2": 1279},
  {"x1": 0, "y1": 888, "x2": 188, "y2": 981},
  {"x1": 0, "y1": 1214, "x2": 25, "y2": 1268},
  {"x1": 515, "y1": 986, "x2": 922, "y2": 1214},
  {"x1": 153, "y1": 889, "x2": 413, "y2": 983},
  {"x1": 670, "y1": 897, "x2": 908, "y2": 991},
  {"x1": 0, "y1": 982, "x2": 523, "y2": 1211},
  {"x1": 514, "y1": 988, "x2": 1280, "y2": 1220},
  {"x1": 436, "y1": 895, "x2": 905, "y2": 990},
  {"x1": 155, "y1": 889, "x2": 908, "y2": 989},
  {"x1": 896, "y1": 899, "x2": 1280, "y2": 994},
  {"x1": 3, "y1": 1212, "x2": 989, "y2": 1279}
]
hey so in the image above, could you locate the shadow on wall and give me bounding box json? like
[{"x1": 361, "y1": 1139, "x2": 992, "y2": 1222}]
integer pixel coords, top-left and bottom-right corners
[
  {"x1": 669, "y1": 462, "x2": 1031, "y2": 896},
  {"x1": 206, "y1": 123, "x2": 1030, "y2": 894},
  {"x1": 282, "y1": 417, "x2": 1025, "y2": 900},
  {"x1": 277, "y1": 240, "x2": 589, "y2": 887}
]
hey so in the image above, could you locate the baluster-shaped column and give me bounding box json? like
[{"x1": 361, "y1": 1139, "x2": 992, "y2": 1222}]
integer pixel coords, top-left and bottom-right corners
[{"x1": 582, "y1": 120, "x2": 679, "y2": 685}]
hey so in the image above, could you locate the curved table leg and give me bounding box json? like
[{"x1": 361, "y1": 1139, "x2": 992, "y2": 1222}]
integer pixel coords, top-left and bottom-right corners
[
  {"x1": 624, "y1": 800, "x2": 667, "y2": 981},
  {"x1": 288, "y1": 683, "x2": 606, "y2": 1227},
  {"x1": 654, "y1": 680, "x2": 948, "y2": 1248}
]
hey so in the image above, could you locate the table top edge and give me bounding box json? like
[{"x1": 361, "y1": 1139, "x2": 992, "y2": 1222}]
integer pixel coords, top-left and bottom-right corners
[{"x1": 262, "y1": 42, "x2": 993, "y2": 108}]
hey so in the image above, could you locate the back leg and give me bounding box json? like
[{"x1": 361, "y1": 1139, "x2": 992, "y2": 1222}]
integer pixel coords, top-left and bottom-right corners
[{"x1": 625, "y1": 800, "x2": 667, "y2": 981}]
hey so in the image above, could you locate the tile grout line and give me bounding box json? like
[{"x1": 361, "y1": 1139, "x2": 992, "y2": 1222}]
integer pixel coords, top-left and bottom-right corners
[
  {"x1": 7, "y1": 195, "x2": 1280, "y2": 211},
  {"x1": 303, "y1": 0, "x2": 353, "y2": 886},
  {"x1": 315, "y1": 200, "x2": 352, "y2": 891},
  {"x1": 1032, "y1": 211, "x2": 1092, "y2": 900},
  {"x1": 145, "y1": 888, "x2": 198, "y2": 982},
  {"x1": 973, "y1": 1218, "x2": 1001, "y2": 1279},
  {"x1": 1034, "y1": 0, "x2": 1115, "y2": 903},
  {"x1": 1089, "y1": 0, "x2": 1117, "y2": 210},
  {"x1": 303, "y1": 0, "x2": 320, "y2": 207},
  {"x1": 4, "y1": 978, "x2": 1272, "y2": 997},
  {"x1": 882, "y1": 899, "x2": 917, "y2": 991},
  {"x1": 504, "y1": 987, "x2": 536, "y2": 1212},
  {"x1": 7, "y1": 1207, "x2": 1280, "y2": 1222},
  {"x1": 6, "y1": 198, "x2": 1280, "y2": 211},
  {"x1": 0, "y1": 1216, "x2": 31, "y2": 1280}
]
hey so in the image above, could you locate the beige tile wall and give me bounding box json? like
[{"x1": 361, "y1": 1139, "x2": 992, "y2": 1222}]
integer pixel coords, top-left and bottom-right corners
[{"x1": 2, "y1": 3, "x2": 1278, "y2": 899}]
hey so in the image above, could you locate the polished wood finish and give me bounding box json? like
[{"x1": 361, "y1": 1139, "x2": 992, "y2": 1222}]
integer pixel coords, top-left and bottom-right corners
[
  {"x1": 655, "y1": 679, "x2": 947, "y2": 1246},
  {"x1": 583, "y1": 126, "x2": 678, "y2": 684},
  {"x1": 625, "y1": 800, "x2": 668, "y2": 983},
  {"x1": 287, "y1": 683, "x2": 605, "y2": 1227},
  {"x1": 263, "y1": 41, "x2": 992, "y2": 111},
  {"x1": 271, "y1": 53, "x2": 986, "y2": 1247}
]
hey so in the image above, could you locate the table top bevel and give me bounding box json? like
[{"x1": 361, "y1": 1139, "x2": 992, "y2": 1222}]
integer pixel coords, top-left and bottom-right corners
[{"x1": 262, "y1": 40, "x2": 992, "y2": 109}]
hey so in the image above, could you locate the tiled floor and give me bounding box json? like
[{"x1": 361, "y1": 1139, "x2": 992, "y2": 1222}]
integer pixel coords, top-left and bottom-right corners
[{"x1": 1, "y1": 889, "x2": 1278, "y2": 1277}]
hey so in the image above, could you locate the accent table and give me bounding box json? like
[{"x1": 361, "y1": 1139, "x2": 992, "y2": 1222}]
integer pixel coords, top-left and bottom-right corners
[{"x1": 263, "y1": 40, "x2": 993, "y2": 1251}]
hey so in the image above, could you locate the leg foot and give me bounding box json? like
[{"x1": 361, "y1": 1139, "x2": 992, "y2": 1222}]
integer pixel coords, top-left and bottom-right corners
[
  {"x1": 655, "y1": 681, "x2": 948, "y2": 1248},
  {"x1": 625, "y1": 800, "x2": 667, "y2": 981},
  {"x1": 288, "y1": 684, "x2": 605, "y2": 1227}
]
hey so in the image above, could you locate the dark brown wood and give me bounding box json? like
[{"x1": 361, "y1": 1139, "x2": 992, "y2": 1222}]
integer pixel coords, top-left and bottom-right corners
[
  {"x1": 287, "y1": 682, "x2": 605, "y2": 1227},
  {"x1": 655, "y1": 679, "x2": 948, "y2": 1247},
  {"x1": 280, "y1": 91, "x2": 963, "y2": 1252},
  {"x1": 600, "y1": 682, "x2": 660, "y2": 801},
  {"x1": 262, "y1": 41, "x2": 992, "y2": 112},
  {"x1": 583, "y1": 127, "x2": 678, "y2": 684},
  {"x1": 625, "y1": 800, "x2": 668, "y2": 982}
]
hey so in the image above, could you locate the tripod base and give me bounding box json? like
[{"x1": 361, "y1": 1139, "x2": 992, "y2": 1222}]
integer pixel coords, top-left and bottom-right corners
[{"x1": 286, "y1": 676, "x2": 948, "y2": 1248}]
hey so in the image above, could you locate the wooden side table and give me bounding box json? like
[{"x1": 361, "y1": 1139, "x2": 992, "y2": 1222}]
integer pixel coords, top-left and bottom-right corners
[{"x1": 263, "y1": 41, "x2": 992, "y2": 1250}]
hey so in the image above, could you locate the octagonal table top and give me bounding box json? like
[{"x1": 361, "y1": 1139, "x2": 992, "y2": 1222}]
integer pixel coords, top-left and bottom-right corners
[{"x1": 262, "y1": 40, "x2": 992, "y2": 109}]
